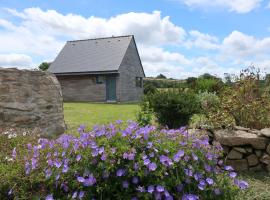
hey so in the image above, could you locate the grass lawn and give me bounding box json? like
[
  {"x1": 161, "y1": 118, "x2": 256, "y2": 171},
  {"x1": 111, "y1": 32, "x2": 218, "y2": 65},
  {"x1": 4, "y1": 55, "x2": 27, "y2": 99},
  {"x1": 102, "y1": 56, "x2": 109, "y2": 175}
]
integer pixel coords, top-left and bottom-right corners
[{"x1": 64, "y1": 102, "x2": 139, "y2": 133}]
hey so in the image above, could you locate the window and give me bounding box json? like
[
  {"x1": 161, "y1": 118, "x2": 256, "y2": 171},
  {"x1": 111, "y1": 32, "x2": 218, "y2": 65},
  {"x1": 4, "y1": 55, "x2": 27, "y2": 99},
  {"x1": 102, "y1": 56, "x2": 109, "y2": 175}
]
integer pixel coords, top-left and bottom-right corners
[
  {"x1": 96, "y1": 75, "x2": 105, "y2": 84},
  {"x1": 135, "y1": 77, "x2": 143, "y2": 88}
]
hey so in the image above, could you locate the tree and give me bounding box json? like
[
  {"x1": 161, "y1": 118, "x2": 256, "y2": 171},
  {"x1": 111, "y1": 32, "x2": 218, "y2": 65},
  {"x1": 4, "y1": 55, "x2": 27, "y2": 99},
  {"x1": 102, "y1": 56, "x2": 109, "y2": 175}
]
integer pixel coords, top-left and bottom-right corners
[
  {"x1": 156, "y1": 74, "x2": 167, "y2": 79},
  {"x1": 38, "y1": 62, "x2": 50, "y2": 71}
]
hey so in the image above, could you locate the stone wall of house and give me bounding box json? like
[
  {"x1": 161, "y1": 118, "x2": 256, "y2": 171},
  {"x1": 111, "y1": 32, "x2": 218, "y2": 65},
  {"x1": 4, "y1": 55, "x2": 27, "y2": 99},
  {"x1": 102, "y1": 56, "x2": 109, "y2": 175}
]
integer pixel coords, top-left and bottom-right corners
[
  {"x1": 56, "y1": 75, "x2": 107, "y2": 102},
  {"x1": 0, "y1": 68, "x2": 65, "y2": 138},
  {"x1": 210, "y1": 127, "x2": 270, "y2": 171}
]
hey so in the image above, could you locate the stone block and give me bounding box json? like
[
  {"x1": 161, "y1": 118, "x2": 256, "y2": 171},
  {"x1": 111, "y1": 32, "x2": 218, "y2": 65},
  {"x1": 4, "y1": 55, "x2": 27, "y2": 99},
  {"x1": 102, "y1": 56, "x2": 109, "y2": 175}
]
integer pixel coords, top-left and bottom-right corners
[
  {"x1": 228, "y1": 149, "x2": 243, "y2": 159},
  {"x1": 0, "y1": 68, "x2": 65, "y2": 138},
  {"x1": 226, "y1": 159, "x2": 248, "y2": 171},
  {"x1": 247, "y1": 154, "x2": 259, "y2": 166}
]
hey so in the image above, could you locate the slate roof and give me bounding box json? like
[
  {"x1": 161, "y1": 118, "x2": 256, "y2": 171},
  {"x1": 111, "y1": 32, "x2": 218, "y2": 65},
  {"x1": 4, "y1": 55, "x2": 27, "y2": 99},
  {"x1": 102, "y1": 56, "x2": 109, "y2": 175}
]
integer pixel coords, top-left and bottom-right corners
[{"x1": 49, "y1": 35, "x2": 134, "y2": 74}]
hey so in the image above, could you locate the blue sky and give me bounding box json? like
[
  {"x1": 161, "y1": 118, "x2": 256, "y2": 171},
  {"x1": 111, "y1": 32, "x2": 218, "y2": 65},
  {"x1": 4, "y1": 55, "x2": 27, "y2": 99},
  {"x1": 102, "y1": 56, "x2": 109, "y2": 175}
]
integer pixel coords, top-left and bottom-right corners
[{"x1": 0, "y1": 0, "x2": 270, "y2": 78}]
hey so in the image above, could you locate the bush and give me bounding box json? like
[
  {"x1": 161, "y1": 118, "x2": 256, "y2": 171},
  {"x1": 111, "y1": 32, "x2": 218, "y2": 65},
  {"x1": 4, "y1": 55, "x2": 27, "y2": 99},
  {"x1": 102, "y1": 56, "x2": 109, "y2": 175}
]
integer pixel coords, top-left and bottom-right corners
[
  {"x1": 193, "y1": 92, "x2": 235, "y2": 129},
  {"x1": 147, "y1": 90, "x2": 201, "y2": 128},
  {"x1": 136, "y1": 98, "x2": 153, "y2": 126},
  {"x1": 4, "y1": 122, "x2": 248, "y2": 199},
  {"x1": 194, "y1": 78, "x2": 223, "y2": 94}
]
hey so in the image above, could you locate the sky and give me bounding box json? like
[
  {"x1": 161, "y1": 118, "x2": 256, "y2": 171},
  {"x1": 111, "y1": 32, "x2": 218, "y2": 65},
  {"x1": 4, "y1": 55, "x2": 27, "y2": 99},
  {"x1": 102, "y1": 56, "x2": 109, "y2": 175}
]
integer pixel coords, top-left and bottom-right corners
[{"x1": 0, "y1": 0, "x2": 269, "y2": 78}]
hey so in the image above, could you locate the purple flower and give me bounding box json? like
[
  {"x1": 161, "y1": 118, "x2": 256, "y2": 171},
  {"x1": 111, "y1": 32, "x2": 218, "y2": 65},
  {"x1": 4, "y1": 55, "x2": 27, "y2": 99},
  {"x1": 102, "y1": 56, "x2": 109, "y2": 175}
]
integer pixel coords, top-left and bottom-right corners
[
  {"x1": 144, "y1": 158, "x2": 151, "y2": 166},
  {"x1": 137, "y1": 186, "x2": 145, "y2": 192},
  {"x1": 62, "y1": 164, "x2": 69, "y2": 173},
  {"x1": 116, "y1": 169, "x2": 126, "y2": 177},
  {"x1": 54, "y1": 159, "x2": 62, "y2": 168},
  {"x1": 206, "y1": 178, "x2": 214, "y2": 185},
  {"x1": 182, "y1": 194, "x2": 199, "y2": 200},
  {"x1": 84, "y1": 174, "x2": 96, "y2": 186},
  {"x1": 173, "y1": 150, "x2": 185, "y2": 162},
  {"x1": 77, "y1": 176, "x2": 85, "y2": 183},
  {"x1": 78, "y1": 191, "x2": 85, "y2": 199},
  {"x1": 45, "y1": 168, "x2": 52, "y2": 179},
  {"x1": 198, "y1": 180, "x2": 206, "y2": 190},
  {"x1": 184, "y1": 168, "x2": 193, "y2": 177},
  {"x1": 101, "y1": 154, "x2": 107, "y2": 161},
  {"x1": 72, "y1": 191, "x2": 77, "y2": 199},
  {"x1": 148, "y1": 162, "x2": 157, "y2": 171},
  {"x1": 156, "y1": 185, "x2": 164, "y2": 192},
  {"x1": 192, "y1": 153, "x2": 198, "y2": 161},
  {"x1": 98, "y1": 147, "x2": 105, "y2": 155},
  {"x1": 229, "y1": 172, "x2": 237, "y2": 178},
  {"x1": 122, "y1": 180, "x2": 129, "y2": 188},
  {"x1": 147, "y1": 185, "x2": 155, "y2": 193},
  {"x1": 31, "y1": 158, "x2": 38, "y2": 169},
  {"x1": 234, "y1": 179, "x2": 249, "y2": 190},
  {"x1": 224, "y1": 165, "x2": 234, "y2": 171},
  {"x1": 160, "y1": 155, "x2": 173, "y2": 166},
  {"x1": 128, "y1": 152, "x2": 135, "y2": 160},
  {"x1": 134, "y1": 163, "x2": 139, "y2": 170},
  {"x1": 76, "y1": 154, "x2": 82, "y2": 162},
  {"x1": 25, "y1": 161, "x2": 31, "y2": 175},
  {"x1": 77, "y1": 125, "x2": 85, "y2": 133},
  {"x1": 45, "y1": 194, "x2": 54, "y2": 200}
]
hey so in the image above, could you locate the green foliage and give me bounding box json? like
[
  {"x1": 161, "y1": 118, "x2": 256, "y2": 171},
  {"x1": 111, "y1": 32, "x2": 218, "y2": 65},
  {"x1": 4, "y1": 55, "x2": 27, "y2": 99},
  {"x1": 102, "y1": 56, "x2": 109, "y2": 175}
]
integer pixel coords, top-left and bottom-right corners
[
  {"x1": 200, "y1": 67, "x2": 270, "y2": 129},
  {"x1": 220, "y1": 67, "x2": 270, "y2": 129},
  {"x1": 143, "y1": 78, "x2": 187, "y2": 89},
  {"x1": 136, "y1": 98, "x2": 153, "y2": 126},
  {"x1": 146, "y1": 90, "x2": 201, "y2": 128},
  {"x1": 143, "y1": 82, "x2": 157, "y2": 95},
  {"x1": 189, "y1": 114, "x2": 209, "y2": 129},
  {"x1": 191, "y1": 92, "x2": 235, "y2": 129},
  {"x1": 194, "y1": 77, "x2": 223, "y2": 93},
  {"x1": 38, "y1": 62, "x2": 50, "y2": 71}
]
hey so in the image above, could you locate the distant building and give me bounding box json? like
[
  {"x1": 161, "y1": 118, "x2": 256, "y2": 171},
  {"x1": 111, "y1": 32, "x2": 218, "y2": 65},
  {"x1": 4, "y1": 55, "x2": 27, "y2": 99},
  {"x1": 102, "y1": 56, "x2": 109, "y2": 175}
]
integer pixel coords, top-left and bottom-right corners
[{"x1": 49, "y1": 35, "x2": 145, "y2": 102}]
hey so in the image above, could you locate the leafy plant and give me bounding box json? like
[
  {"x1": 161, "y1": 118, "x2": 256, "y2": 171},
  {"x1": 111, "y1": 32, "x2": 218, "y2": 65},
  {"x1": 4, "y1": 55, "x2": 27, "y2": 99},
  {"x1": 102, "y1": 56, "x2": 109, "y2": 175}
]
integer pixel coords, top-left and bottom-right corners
[
  {"x1": 146, "y1": 90, "x2": 201, "y2": 128},
  {"x1": 220, "y1": 67, "x2": 270, "y2": 129},
  {"x1": 136, "y1": 98, "x2": 153, "y2": 126},
  {"x1": 4, "y1": 122, "x2": 248, "y2": 199}
]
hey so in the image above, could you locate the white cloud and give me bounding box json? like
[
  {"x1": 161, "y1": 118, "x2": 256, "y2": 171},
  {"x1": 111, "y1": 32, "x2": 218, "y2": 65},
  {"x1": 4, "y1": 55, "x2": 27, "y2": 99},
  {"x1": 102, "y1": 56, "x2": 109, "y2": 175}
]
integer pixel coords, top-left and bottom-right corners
[
  {"x1": 4, "y1": 8, "x2": 186, "y2": 45},
  {"x1": 222, "y1": 31, "x2": 270, "y2": 58},
  {"x1": 0, "y1": 53, "x2": 33, "y2": 68},
  {"x1": 185, "y1": 30, "x2": 219, "y2": 49},
  {"x1": 177, "y1": 0, "x2": 262, "y2": 13}
]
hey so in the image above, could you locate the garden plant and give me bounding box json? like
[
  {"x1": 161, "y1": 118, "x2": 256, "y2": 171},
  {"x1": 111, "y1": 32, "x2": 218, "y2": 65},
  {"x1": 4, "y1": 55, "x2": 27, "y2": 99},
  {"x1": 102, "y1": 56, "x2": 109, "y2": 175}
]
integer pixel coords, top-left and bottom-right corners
[{"x1": 2, "y1": 121, "x2": 248, "y2": 199}]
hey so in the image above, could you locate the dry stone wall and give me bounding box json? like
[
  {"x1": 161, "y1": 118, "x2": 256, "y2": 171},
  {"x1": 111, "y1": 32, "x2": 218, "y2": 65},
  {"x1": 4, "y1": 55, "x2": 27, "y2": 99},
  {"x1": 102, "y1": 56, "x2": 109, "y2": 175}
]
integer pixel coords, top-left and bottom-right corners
[
  {"x1": 212, "y1": 126, "x2": 270, "y2": 171},
  {"x1": 0, "y1": 68, "x2": 65, "y2": 137}
]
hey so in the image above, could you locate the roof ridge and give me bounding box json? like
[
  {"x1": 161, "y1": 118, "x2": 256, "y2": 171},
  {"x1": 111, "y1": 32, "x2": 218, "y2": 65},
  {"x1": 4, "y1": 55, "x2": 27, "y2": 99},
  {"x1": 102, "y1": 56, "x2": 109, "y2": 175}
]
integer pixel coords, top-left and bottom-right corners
[{"x1": 67, "y1": 35, "x2": 134, "y2": 43}]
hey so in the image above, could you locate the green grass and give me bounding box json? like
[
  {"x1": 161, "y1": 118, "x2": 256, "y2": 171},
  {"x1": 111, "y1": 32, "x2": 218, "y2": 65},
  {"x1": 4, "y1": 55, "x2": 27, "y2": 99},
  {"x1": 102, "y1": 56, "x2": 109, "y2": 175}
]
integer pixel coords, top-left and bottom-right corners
[
  {"x1": 64, "y1": 103, "x2": 139, "y2": 133},
  {"x1": 236, "y1": 172, "x2": 270, "y2": 200}
]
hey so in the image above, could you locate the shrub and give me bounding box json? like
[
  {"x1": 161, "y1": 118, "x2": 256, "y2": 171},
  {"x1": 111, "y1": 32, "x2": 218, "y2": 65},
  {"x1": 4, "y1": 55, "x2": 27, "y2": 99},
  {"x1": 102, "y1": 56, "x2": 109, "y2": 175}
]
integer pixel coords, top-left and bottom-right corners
[
  {"x1": 194, "y1": 78, "x2": 223, "y2": 94},
  {"x1": 136, "y1": 98, "x2": 153, "y2": 126},
  {"x1": 143, "y1": 83, "x2": 157, "y2": 95},
  {"x1": 219, "y1": 67, "x2": 270, "y2": 129},
  {"x1": 4, "y1": 122, "x2": 248, "y2": 199},
  {"x1": 193, "y1": 92, "x2": 235, "y2": 129},
  {"x1": 147, "y1": 90, "x2": 201, "y2": 128}
]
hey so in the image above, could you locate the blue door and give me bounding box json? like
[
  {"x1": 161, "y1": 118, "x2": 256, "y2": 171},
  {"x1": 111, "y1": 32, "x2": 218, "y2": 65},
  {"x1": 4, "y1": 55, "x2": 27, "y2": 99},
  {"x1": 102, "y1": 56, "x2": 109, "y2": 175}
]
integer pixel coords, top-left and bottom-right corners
[{"x1": 106, "y1": 76, "x2": 116, "y2": 101}]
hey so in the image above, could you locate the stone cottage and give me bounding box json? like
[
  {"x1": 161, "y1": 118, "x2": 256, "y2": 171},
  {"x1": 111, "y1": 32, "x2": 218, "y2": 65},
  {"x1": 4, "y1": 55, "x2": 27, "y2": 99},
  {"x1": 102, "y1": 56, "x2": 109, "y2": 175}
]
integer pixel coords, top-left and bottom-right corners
[{"x1": 49, "y1": 35, "x2": 145, "y2": 102}]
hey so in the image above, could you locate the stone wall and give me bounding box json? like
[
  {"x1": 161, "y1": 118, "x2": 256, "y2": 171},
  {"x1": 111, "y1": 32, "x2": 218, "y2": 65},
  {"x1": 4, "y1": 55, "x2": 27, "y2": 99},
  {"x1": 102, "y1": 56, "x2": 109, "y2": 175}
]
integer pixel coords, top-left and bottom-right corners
[
  {"x1": 0, "y1": 68, "x2": 65, "y2": 137},
  {"x1": 212, "y1": 126, "x2": 270, "y2": 171},
  {"x1": 56, "y1": 75, "x2": 107, "y2": 102}
]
